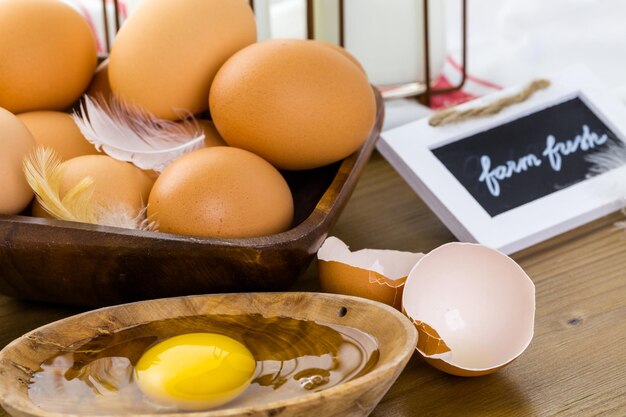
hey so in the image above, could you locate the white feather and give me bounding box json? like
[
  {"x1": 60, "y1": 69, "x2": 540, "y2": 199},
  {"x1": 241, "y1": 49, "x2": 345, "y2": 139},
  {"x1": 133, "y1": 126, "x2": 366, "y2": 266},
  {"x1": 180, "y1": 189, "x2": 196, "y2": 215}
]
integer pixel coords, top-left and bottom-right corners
[
  {"x1": 587, "y1": 141, "x2": 626, "y2": 230},
  {"x1": 73, "y1": 96, "x2": 206, "y2": 172},
  {"x1": 587, "y1": 141, "x2": 626, "y2": 174},
  {"x1": 586, "y1": 141, "x2": 626, "y2": 197}
]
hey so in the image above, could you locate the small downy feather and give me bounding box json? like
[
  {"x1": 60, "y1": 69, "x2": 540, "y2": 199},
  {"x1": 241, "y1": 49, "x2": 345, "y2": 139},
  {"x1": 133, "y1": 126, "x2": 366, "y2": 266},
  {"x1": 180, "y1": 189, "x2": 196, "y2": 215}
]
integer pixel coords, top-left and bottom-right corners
[
  {"x1": 73, "y1": 95, "x2": 206, "y2": 172},
  {"x1": 23, "y1": 147, "x2": 97, "y2": 224},
  {"x1": 23, "y1": 147, "x2": 157, "y2": 231}
]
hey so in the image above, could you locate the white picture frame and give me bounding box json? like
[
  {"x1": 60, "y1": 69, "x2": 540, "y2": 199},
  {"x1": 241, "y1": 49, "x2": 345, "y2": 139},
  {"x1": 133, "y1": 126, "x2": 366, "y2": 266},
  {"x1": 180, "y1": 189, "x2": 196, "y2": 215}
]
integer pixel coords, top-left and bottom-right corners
[{"x1": 378, "y1": 65, "x2": 626, "y2": 254}]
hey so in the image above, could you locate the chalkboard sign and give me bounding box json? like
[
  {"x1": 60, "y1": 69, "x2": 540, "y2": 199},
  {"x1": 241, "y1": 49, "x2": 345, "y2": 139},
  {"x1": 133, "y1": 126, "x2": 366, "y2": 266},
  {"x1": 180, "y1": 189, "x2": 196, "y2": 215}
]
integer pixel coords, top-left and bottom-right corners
[
  {"x1": 378, "y1": 66, "x2": 626, "y2": 254},
  {"x1": 431, "y1": 97, "x2": 622, "y2": 217}
]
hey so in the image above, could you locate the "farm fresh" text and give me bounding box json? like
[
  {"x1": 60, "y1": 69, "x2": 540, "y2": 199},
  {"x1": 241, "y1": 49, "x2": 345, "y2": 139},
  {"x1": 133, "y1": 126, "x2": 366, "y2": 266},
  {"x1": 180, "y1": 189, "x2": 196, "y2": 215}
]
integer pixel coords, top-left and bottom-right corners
[{"x1": 478, "y1": 125, "x2": 608, "y2": 197}]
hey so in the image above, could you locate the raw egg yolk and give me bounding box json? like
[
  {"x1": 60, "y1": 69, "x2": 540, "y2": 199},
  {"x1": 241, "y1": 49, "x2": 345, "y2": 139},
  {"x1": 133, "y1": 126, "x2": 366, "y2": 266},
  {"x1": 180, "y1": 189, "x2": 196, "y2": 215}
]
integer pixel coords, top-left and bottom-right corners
[{"x1": 135, "y1": 333, "x2": 256, "y2": 410}]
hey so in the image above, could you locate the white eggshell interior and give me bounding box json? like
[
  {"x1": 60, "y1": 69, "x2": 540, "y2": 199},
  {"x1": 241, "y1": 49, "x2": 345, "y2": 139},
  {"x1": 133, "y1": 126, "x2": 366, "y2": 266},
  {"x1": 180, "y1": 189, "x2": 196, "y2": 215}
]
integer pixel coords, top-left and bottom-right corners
[
  {"x1": 403, "y1": 243, "x2": 535, "y2": 371},
  {"x1": 318, "y1": 237, "x2": 424, "y2": 280}
]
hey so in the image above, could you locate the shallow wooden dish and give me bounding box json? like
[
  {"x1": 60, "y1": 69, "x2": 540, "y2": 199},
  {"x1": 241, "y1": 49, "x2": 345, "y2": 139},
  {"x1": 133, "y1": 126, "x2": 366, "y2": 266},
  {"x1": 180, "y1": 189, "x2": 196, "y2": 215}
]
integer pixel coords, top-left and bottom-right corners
[
  {"x1": 0, "y1": 292, "x2": 416, "y2": 417},
  {"x1": 0, "y1": 92, "x2": 383, "y2": 307}
]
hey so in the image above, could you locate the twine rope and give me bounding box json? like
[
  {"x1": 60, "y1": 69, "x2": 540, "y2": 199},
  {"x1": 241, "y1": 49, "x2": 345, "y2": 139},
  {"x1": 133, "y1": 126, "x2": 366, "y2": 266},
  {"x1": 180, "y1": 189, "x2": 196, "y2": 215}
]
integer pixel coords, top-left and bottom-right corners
[{"x1": 428, "y1": 79, "x2": 551, "y2": 127}]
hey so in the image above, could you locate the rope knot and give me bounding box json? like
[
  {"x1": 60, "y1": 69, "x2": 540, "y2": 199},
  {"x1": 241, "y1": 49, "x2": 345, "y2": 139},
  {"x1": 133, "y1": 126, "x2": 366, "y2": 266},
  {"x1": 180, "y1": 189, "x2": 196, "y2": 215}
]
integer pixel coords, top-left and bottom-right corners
[{"x1": 428, "y1": 79, "x2": 551, "y2": 127}]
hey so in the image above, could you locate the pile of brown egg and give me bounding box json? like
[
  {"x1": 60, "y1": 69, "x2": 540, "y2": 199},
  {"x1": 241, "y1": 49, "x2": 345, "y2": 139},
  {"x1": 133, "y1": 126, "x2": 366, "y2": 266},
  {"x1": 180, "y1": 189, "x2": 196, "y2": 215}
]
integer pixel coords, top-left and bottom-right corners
[{"x1": 0, "y1": 0, "x2": 376, "y2": 238}]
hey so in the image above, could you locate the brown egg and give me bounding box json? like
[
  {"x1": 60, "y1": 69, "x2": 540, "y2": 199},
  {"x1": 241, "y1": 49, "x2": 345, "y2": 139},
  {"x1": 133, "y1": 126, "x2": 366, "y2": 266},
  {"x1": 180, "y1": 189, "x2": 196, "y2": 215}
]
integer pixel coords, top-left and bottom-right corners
[
  {"x1": 87, "y1": 60, "x2": 112, "y2": 98},
  {"x1": 312, "y1": 40, "x2": 366, "y2": 74},
  {"x1": 210, "y1": 39, "x2": 376, "y2": 170},
  {"x1": 197, "y1": 120, "x2": 227, "y2": 148},
  {"x1": 58, "y1": 155, "x2": 154, "y2": 217},
  {"x1": 0, "y1": 108, "x2": 36, "y2": 214},
  {"x1": 109, "y1": 0, "x2": 256, "y2": 120},
  {"x1": 0, "y1": 0, "x2": 97, "y2": 113},
  {"x1": 148, "y1": 147, "x2": 294, "y2": 238},
  {"x1": 17, "y1": 111, "x2": 99, "y2": 161}
]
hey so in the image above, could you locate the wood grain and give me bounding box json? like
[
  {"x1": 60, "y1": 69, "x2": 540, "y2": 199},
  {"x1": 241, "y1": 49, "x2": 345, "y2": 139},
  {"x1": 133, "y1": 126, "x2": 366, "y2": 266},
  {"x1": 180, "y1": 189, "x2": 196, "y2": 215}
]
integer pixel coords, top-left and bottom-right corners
[
  {"x1": 0, "y1": 292, "x2": 416, "y2": 417},
  {"x1": 0, "y1": 152, "x2": 624, "y2": 416}
]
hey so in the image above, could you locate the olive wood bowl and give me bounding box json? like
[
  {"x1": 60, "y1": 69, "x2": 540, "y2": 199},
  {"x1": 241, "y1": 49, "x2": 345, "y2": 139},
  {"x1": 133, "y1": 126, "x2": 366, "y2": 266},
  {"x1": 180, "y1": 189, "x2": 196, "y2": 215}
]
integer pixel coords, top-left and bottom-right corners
[
  {"x1": 0, "y1": 91, "x2": 383, "y2": 307},
  {"x1": 0, "y1": 292, "x2": 417, "y2": 417}
]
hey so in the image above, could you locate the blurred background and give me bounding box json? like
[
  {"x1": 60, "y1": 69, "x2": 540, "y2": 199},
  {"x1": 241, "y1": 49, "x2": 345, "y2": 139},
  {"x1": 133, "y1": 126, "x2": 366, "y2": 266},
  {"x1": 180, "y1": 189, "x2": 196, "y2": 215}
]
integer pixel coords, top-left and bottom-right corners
[{"x1": 63, "y1": 0, "x2": 626, "y2": 128}]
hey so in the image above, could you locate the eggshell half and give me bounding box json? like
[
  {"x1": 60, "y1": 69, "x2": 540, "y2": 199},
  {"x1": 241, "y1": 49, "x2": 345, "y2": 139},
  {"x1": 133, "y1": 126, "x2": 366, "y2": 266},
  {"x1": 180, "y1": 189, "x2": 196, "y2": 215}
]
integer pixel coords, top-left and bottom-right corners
[
  {"x1": 318, "y1": 237, "x2": 424, "y2": 310},
  {"x1": 0, "y1": 0, "x2": 97, "y2": 113},
  {"x1": 403, "y1": 243, "x2": 535, "y2": 376},
  {"x1": 109, "y1": 0, "x2": 256, "y2": 120}
]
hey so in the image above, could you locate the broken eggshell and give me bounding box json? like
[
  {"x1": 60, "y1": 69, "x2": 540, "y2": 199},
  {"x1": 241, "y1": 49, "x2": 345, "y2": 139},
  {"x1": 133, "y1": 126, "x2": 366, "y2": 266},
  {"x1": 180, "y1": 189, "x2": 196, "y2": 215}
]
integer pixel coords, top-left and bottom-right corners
[
  {"x1": 317, "y1": 236, "x2": 424, "y2": 310},
  {"x1": 402, "y1": 242, "x2": 535, "y2": 377}
]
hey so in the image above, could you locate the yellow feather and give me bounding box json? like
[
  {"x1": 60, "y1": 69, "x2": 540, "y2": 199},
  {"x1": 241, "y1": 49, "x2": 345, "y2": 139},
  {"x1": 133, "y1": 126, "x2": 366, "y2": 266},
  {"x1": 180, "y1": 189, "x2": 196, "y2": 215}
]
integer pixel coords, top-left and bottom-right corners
[
  {"x1": 61, "y1": 177, "x2": 98, "y2": 223},
  {"x1": 23, "y1": 148, "x2": 97, "y2": 223},
  {"x1": 23, "y1": 147, "x2": 157, "y2": 231}
]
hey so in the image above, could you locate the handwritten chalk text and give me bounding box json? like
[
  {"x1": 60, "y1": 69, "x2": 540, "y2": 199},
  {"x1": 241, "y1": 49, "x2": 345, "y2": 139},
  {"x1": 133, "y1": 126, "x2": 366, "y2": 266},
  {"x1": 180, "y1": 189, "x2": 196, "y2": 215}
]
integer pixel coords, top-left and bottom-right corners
[
  {"x1": 543, "y1": 125, "x2": 608, "y2": 171},
  {"x1": 479, "y1": 154, "x2": 542, "y2": 197},
  {"x1": 478, "y1": 124, "x2": 608, "y2": 197}
]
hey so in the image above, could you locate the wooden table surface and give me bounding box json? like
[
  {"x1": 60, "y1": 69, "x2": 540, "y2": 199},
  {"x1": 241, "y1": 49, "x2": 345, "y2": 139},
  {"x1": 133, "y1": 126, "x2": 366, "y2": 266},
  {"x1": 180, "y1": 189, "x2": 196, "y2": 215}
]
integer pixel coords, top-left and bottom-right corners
[{"x1": 1, "y1": 152, "x2": 625, "y2": 416}]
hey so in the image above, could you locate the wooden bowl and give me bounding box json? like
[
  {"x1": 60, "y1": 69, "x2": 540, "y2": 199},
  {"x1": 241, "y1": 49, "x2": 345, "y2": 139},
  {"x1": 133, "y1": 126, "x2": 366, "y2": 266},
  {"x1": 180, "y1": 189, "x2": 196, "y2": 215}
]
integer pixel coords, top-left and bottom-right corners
[
  {"x1": 0, "y1": 292, "x2": 417, "y2": 417},
  {"x1": 0, "y1": 91, "x2": 383, "y2": 307}
]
